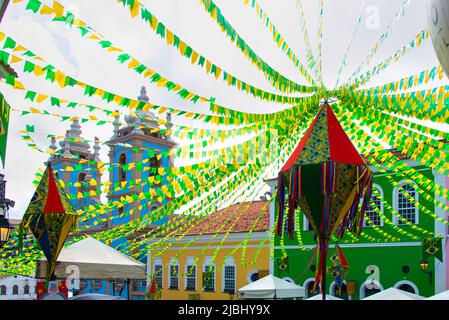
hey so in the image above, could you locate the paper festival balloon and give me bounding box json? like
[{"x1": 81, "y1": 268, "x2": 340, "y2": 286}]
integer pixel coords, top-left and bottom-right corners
[{"x1": 428, "y1": 0, "x2": 449, "y2": 78}]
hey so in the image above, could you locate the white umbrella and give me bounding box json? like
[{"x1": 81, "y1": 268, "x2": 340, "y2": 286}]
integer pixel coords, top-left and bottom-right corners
[
  {"x1": 238, "y1": 275, "x2": 305, "y2": 299},
  {"x1": 426, "y1": 290, "x2": 449, "y2": 300},
  {"x1": 306, "y1": 294, "x2": 342, "y2": 300},
  {"x1": 363, "y1": 287, "x2": 424, "y2": 300}
]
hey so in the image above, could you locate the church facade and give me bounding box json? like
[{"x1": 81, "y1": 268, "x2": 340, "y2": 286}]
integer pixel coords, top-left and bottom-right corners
[{"x1": 48, "y1": 87, "x2": 176, "y2": 299}]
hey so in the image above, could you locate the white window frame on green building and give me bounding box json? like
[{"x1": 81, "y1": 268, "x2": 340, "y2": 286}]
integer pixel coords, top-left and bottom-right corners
[
  {"x1": 363, "y1": 183, "x2": 384, "y2": 227},
  {"x1": 392, "y1": 180, "x2": 419, "y2": 225}
]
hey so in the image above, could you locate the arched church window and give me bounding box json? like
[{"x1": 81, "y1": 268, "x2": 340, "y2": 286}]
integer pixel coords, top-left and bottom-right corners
[
  {"x1": 119, "y1": 153, "x2": 127, "y2": 182},
  {"x1": 77, "y1": 172, "x2": 86, "y2": 192},
  {"x1": 78, "y1": 173, "x2": 86, "y2": 182},
  {"x1": 149, "y1": 155, "x2": 162, "y2": 188},
  {"x1": 149, "y1": 156, "x2": 162, "y2": 176},
  {"x1": 118, "y1": 206, "x2": 124, "y2": 218}
]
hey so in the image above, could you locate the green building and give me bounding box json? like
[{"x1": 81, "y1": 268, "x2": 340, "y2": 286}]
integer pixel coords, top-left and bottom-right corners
[{"x1": 267, "y1": 154, "x2": 448, "y2": 300}]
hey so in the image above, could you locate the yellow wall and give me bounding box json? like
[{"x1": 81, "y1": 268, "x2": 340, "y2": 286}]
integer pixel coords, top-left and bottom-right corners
[{"x1": 151, "y1": 237, "x2": 269, "y2": 300}]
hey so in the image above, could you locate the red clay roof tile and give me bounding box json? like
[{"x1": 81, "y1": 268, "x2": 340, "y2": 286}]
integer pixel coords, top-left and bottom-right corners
[{"x1": 177, "y1": 201, "x2": 270, "y2": 236}]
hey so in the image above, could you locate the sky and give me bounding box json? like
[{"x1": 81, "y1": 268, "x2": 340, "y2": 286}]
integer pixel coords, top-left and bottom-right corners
[{"x1": 0, "y1": 0, "x2": 447, "y2": 219}]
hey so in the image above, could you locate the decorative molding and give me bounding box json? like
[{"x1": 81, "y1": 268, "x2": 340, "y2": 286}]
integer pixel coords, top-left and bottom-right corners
[
  {"x1": 106, "y1": 132, "x2": 176, "y2": 150},
  {"x1": 148, "y1": 231, "x2": 269, "y2": 246}
]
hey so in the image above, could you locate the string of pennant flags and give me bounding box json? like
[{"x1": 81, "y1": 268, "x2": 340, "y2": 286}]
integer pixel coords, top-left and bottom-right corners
[
  {"x1": 147, "y1": 182, "x2": 266, "y2": 275},
  {"x1": 334, "y1": 0, "x2": 366, "y2": 89},
  {"x1": 198, "y1": 0, "x2": 315, "y2": 89},
  {"x1": 1, "y1": 30, "x2": 289, "y2": 126},
  {"x1": 20, "y1": 0, "x2": 316, "y2": 103},
  {"x1": 0, "y1": 19, "x2": 324, "y2": 128},
  {"x1": 351, "y1": 28, "x2": 431, "y2": 88},
  {"x1": 80, "y1": 104, "x2": 316, "y2": 254},
  {"x1": 359, "y1": 65, "x2": 445, "y2": 95},
  {"x1": 116, "y1": 0, "x2": 316, "y2": 96},
  {"x1": 316, "y1": 0, "x2": 325, "y2": 85},
  {"x1": 335, "y1": 106, "x2": 449, "y2": 227},
  {"x1": 295, "y1": 0, "x2": 320, "y2": 81},
  {"x1": 335, "y1": 105, "x2": 449, "y2": 212},
  {"x1": 241, "y1": 0, "x2": 318, "y2": 86},
  {"x1": 345, "y1": 0, "x2": 412, "y2": 85},
  {"x1": 335, "y1": 107, "x2": 439, "y2": 240},
  {"x1": 1, "y1": 0, "x2": 449, "y2": 279}
]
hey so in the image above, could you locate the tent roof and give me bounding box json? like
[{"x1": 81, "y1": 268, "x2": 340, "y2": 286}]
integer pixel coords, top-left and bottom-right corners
[
  {"x1": 363, "y1": 287, "x2": 424, "y2": 300},
  {"x1": 280, "y1": 103, "x2": 365, "y2": 172},
  {"x1": 306, "y1": 294, "x2": 343, "y2": 300},
  {"x1": 426, "y1": 290, "x2": 449, "y2": 300},
  {"x1": 238, "y1": 274, "x2": 305, "y2": 299},
  {"x1": 36, "y1": 237, "x2": 146, "y2": 280}
]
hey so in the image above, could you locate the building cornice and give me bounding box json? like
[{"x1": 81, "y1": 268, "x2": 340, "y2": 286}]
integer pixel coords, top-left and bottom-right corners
[
  {"x1": 106, "y1": 133, "x2": 177, "y2": 150},
  {"x1": 49, "y1": 157, "x2": 96, "y2": 165},
  {"x1": 148, "y1": 231, "x2": 269, "y2": 246}
]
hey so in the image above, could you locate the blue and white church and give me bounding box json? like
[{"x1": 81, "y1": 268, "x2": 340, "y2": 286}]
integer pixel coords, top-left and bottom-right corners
[{"x1": 47, "y1": 87, "x2": 176, "y2": 299}]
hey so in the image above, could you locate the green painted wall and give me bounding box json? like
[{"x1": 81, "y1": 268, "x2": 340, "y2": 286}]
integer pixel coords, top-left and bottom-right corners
[
  {"x1": 275, "y1": 245, "x2": 434, "y2": 299},
  {"x1": 273, "y1": 164, "x2": 438, "y2": 299}
]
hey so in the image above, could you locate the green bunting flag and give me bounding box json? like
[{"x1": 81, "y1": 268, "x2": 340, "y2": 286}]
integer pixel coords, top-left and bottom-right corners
[
  {"x1": 202, "y1": 271, "x2": 213, "y2": 289},
  {"x1": 0, "y1": 94, "x2": 10, "y2": 167},
  {"x1": 3, "y1": 0, "x2": 449, "y2": 280}
]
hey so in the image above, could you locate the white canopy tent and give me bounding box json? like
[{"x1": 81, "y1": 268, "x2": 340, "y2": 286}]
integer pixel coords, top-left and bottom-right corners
[
  {"x1": 426, "y1": 290, "x2": 449, "y2": 300},
  {"x1": 36, "y1": 237, "x2": 146, "y2": 280},
  {"x1": 363, "y1": 288, "x2": 424, "y2": 300},
  {"x1": 306, "y1": 294, "x2": 342, "y2": 300},
  {"x1": 238, "y1": 275, "x2": 305, "y2": 299}
]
